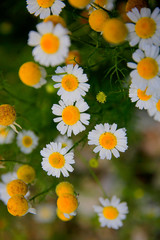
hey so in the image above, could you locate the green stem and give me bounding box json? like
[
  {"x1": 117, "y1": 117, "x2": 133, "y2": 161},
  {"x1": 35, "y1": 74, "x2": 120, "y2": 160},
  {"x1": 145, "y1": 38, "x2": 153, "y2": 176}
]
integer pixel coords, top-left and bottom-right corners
[
  {"x1": 67, "y1": 134, "x2": 87, "y2": 153},
  {"x1": 29, "y1": 184, "x2": 55, "y2": 202}
]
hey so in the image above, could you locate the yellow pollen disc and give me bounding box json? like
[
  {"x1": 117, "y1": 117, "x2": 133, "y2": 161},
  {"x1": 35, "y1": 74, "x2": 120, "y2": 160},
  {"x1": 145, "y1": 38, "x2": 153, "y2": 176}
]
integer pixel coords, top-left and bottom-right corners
[
  {"x1": 0, "y1": 104, "x2": 16, "y2": 126},
  {"x1": 44, "y1": 15, "x2": 66, "y2": 28},
  {"x1": 65, "y1": 50, "x2": 81, "y2": 66},
  {"x1": 156, "y1": 100, "x2": 160, "y2": 112},
  {"x1": 99, "y1": 132, "x2": 117, "y2": 149},
  {"x1": 56, "y1": 182, "x2": 74, "y2": 197},
  {"x1": 0, "y1": 127, "x2": 9, "y2": 137},
  {"x1": 22, "y1": 136, "x2": 33, "y2": 148},
  {"x1": 135, "y1": 17, "x2": 156, "y2": 39},
  {"x1": 40, "y1": 33, "x2": 59, "y2": 54},
  {"x1": 62, "y1": 142, "x2": 67, "y2": 148},
  {"x1": 19, "y1": 62, "x2": 41, "y2": 86},
  {"x1": 7, "y1": 179, "x2": 28, "y2": 197},
  {"x1": 61, "y1": 74, "x2": 79, "y2": 92},
  {"x1": 102, "y1": 18, "x2": 128, "y2": 44},
  {"x1": 137, "y1": 57, "x2": 158, "y2": 80},
  {"x1": 57, "y1": 193, "x2": 78, "y2": 214},
  {"x1": 49, "y1": 152, "x2": 65, "y2": 168},
  {"x1": 95, "y1": 0, "x2": 107, "y2": 7},
  {"x1": 62, "y1": 106, "x2": 80, "y2": 125},
  {"x1": 37, "y1": 0, "x2": 54, "y2": 8},
  {"x1": 17, "y1": 165, "x2": 36, "y2": 184},
  {"x1": 68, "y1": 0, "x2": 91, "y2": 9},
  {"x1": 137, "y1": 88, "x2": 151, "y2": 101},
  {"x1": 57, "y1": 208, "x2": 73, "y2": 221},
  {"x1": 89, "y1": 9, "x2": 109, "y2": 32},
  {"x1": 7, "y1": 195, "x2": 29, "y2": 217},
  {"x1": 103, "y1": 206, "x2": 119, "y2": 220}
]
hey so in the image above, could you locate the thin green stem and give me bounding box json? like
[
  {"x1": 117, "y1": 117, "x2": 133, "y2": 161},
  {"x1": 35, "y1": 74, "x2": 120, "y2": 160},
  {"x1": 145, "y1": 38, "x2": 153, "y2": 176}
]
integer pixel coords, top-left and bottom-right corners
[
  {"x1": 29, "y1": 184, "x2": 55, "y2": 202},
  {"x1": 67, "y1": 134, "x2": 87, "y2": 153}
]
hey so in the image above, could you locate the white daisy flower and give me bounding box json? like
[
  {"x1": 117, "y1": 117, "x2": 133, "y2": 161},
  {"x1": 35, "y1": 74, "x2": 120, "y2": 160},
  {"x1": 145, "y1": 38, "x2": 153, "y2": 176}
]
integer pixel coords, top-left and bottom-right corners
[
  {"x1": 52, "y1": 99, "x2": 90, "y2": 137},
  {"x1": 52, "y1": 64, "x2": 90, "y2": 102},
  {"x1": 129, "y1": 83, "x2": 157, "y2": 110},
  {"x1": 93, "y1": 195, "x2": 128, "y2": 229},
  {"x1": 28, "y1": 21, "x2": 71, "y2": 67},
  {"x1": 127, "y1": 44, "x2": 160, "y2": 95},
  {"x1": 147, "y1": 98, "x2": 160, "y2": 122},
  {"x1": 34, "y1": 203, "x2": 56, "y2": 223},
  {"x1": 0, "y1": 125, "x2": 15, "y2": 144},
  {"x1": 26, "y1": 0, "x2": 65, "y2": 19},
  {"x1": 88, "y1": 123, "x2": 128, "y2": 160},
  {"x1": 40, "y1": 142, "x2": 75, "y2": 177},
  {"x1": 17, "y1": 130, "x2": 39, "y2": 154},
  {"x1": 54, "y1": 135, "x2": 73, "y2": 149},
  {"x1": 126, "y1": 7, "x2": 160, "y2": 48},
  {"x1": 88, "y1": 0, "x2": 115, "y2": 12}
]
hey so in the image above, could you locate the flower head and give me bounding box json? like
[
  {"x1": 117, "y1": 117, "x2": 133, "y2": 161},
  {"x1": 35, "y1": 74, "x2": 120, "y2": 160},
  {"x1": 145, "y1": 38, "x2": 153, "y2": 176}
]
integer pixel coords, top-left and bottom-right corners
[
  {"x1": 57, "y1": 193, "x2": 78, "y2": 214},
  {"x1": 94, "y1": 196, "x2": 128, "y2": 229},
  {"x1": 126, "y1": 7, "x2": 160, "y2": 48},
  {"x1": 26, "y1": 0, "x2": 65, "y2": 19},
  {"x1": 89, "y1": 9, "x2": 109, "y2": 32},
  {"x1": 6, "y1": 179, "x2": 28, "y2": 197},
  {"x1": 52, "y1": 64, "x2": 90, "y2": 102},
  {"x1": 52, "y1": 99, "x2": 90, "y2": 137},
  {"x1": 56, "y1": 182, "x2": 74, "y2": 197},
  {"x1": 28, "y1": 21, "x2": 71, "y2": 67},
  {"x1": 96, "y1": 91, "x2": 107, "y2": 103},
  {"x1": 19, "y1": 62, "x2": 47, "y2": 88},
  {"x1": 148, "y1": 98, "x2": 160, "y2": 122},
  {"x1": 89, "y1": 158, "x2": 99, "y2": 168},
  {"x1": 68, "y1": 0, "x2": 91, "y2": 9},
  {"x1": 54, "y1": 135, "x2": 73, "y2": 149},
  {"x1": 125, "y1": 0, "x2": 148, "y2": 13},
  {"x1": 17, "y1": 130, "x2": 39, "y2": 154},
  {"x1": 34, "y1": 203, "x2": 55, "y2": 223},
  {"x1": 17, "y1": 165, "x2": 36, "y2": 184},
  {"x1": 0, "y1": 125, "x2": 15, "y2": 144},
  {"x1": 40, "y1": 142, "x2": 75, "y2": 178},
  {"x1": 88, "y1": 123, "x2": 128, "y2": 160}
]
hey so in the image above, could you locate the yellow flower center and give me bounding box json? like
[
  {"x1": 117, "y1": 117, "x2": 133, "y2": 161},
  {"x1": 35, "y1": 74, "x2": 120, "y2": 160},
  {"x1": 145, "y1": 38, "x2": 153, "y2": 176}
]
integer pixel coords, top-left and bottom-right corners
[
  {"x1": 68, "y1": 0, "x2": 91, "y2": 9},
  {"x1": 57, "y1": 208, "x2": 73, "y2": 221},
  {"x1": 7, "y1": 195, "x2": 29, "y2": 217},
  {"x1": 19, "y1": 62, "x2": 41, "y2": 86},
  {"x1": 135, "y1": 17, "x2": 156, "y2": 39},
  {"x1": 7, "y1": 179, "x2": 28, "y2": 197},
  {"x1": 137, "y1": 57, "x2": 158, "y2": 80},
  {"x1": 61, "y1": 74, "x2": 79, "y2": 92},
  {"x1": 62, "y1": 142, "x2": 67, "y2": 148},
  {"x1": 56, "y1": 182, "x2": 74, "y2": 197},
  {"x1": 89, "y1": 9, "x2": 109, "y2": 32},
  {"x1": 96, "y1": 91, "x2": 107, "y2": 103},
  {"x1": 65, "y1": 50, "x2": 81, "y2": 66},
  {"x1": 40, "y1": 33, "x2": 59, "y2": 54},
  {"x1": 103, "y1": 206, "x2": 119, "y2": 220},
  {"x1": 49, "y1": 152, "x2": 65, "y2": 168},
  {"x1": 37, "y1": 0, "x2": 54, "y2": 8},
  {"x1": 102, "y1": 18, "x2": 128, "y2": 44},
  {"x1": 62, "y1": 106, "x2": 80, "y2": 125},
  {"x1": 17, "y1": 165, "x2": 36, "y2": 184},
  {"x1": 44, "y1": 15, "x2": 66, "y2": 28},
  {"x1": 22, "y1": 136, "x2": 33, "y2": 148},
  {"x1": 57, "y1": 193, "x2": 78, "y2": 214},
  {"x1": 0, "y1": 127, "x2": 9, "y2": 137},
  {"x1": 0, "y1": 104, "x2": 16, "y2": 126},
  {"x1": 137, "y1": 88, "x2": 152, "y2": 101},
  {"x1": 99, "y1": 132, "x2": 117, "y2": 149},
  {"x1": 94, "y1": 0, "x2": 108, "y2": 7},
  {"x1": 156, "y1": 100, "x2": 160, "y2": 112}
]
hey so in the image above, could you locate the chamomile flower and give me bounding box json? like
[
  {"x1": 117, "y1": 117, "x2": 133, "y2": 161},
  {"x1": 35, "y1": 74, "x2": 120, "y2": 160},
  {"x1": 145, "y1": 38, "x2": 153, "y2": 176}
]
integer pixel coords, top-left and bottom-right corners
[
  {"x1": 93, "y1": 196, "x2": 128, "y2": 229},
  {"x1": 54, "y1": 135, "x2": 73, "y2": 149},
  {"x1": 126, "y1": 7, "x2": 160, "y2": 48},
  {"x1": 147, "y1": 98, "x2": 160, "y2": 122},
  {"x1": 57, "y1": 193, "x2": 78, "y2": 214},
  {"x1": 19, "y1": 62, "x2": 47, "y2": 88},
  {"x1": 129, "y1": 83, "x2": 157, "y2": 110},
  {"x1": 40, "y1": 142, "x2": 75, "y2": 178},
  {"x1": 26, "y1": 0, "x2": 65, "y2": 19},
  {"x1": 17, "y1": 130, "x2": 39, "y2": 154},
  {"x1": 68, "y1": 0, "x2": 91, "y2": 9},
  {"x1": 89, "y1": 0, "x2": 115, "y2": 12},
  {"x1": 34, "y1": 203, "x2": 55, "y2": 223},
  {"x1": 7, "y1": 195, "x2": 36, "y2": 217},
  {"x1": 89, "y1": 9, "x2": 109, "y2": 32},
  {"x1": 0, "y1": 125, "x2": 15, "y2": 144},
  {"x1": 52, "y1": 99, "x2": 90, "y2": 137},
  {"x1": 28, "y1": 21, "x2": 71, "y2": 67},
  {"x1": 17, "y1": 165, "x2": 36, "y2": 184},
  {"x1": 88, "y1": 123, "x2": 128, "y2": 160},
  {"x1": 127, "y1": 44, "x2": 160, "y2": 95},
  {"x1": 52, "y1": 64, "x2": 90, "y2": 101}
]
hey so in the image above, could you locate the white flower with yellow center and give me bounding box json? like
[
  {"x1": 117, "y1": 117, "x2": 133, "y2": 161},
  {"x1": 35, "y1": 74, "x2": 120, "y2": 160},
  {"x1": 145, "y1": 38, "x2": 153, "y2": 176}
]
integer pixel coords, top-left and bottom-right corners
[
  {"x1": 126, "y1": 7, "x2": 160, "y2": 48},
  {"x1": 54, "y1": 135, "x2": 73, "y2": 149},
  {"x1": 26, "y1": 0, "x2": 65, "y2": 19},
  {"x1": 88, "y1": 0, "x2": 115, "y2": 12},
  {"x1": 129, "y1": 83, "x2": 157, "y2": 110},
  {"x1": 40, "y1": 142, "x2": 75, "y2": 177},
  {"x1": 17, "y1": 130, "x2": 39, "y2": 154},
  {"x1": 147, "y1": 98, "x2": 160, "y2": 122},
  {"x1": 34, "y1": 203, "x2": 56, "y2": 223},
  {"x1": 88, "y1": 123, "x2": 128, "y2": 160},
  {"x1": 52, "y1": 64, "x2": 90, "y2": 102},
  {"x1": 28, "y1": 21, "x2": 71, "y2": 67},
  {"x1": 127, "y1": 44, "x2": 160, "y2": 95},
  {"x1": 93, "y1": 196, "x2": 128, "y2": 229},
  {"x1": 0, "y1": 125, "x2": 15, "y2": 144},
  {"x1": 52, "y1": 99, "x2": 90, "y2": 137}
]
